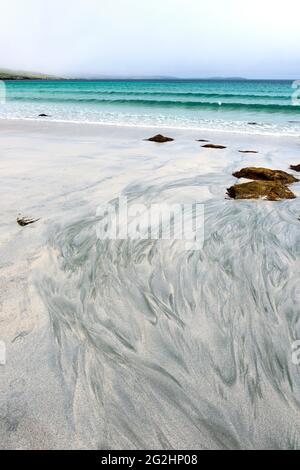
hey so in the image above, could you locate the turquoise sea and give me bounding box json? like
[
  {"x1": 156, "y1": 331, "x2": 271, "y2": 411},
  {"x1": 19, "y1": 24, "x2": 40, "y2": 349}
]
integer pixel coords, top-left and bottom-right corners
[{"x1": 1, "y1": 79, "x2": 300, "y2": 135}]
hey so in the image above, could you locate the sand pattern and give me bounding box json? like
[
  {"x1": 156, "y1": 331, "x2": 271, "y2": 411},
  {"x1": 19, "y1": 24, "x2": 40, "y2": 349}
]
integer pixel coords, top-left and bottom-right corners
[{"x1": 1, "y1": 121, "x2": 300, "y2": 449}]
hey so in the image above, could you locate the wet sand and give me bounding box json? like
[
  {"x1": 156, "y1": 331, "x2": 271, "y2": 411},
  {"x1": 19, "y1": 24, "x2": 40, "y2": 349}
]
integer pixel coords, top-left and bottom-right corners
[{"x1": 1, "y1": 119, "x2": 300, "y2": 449}]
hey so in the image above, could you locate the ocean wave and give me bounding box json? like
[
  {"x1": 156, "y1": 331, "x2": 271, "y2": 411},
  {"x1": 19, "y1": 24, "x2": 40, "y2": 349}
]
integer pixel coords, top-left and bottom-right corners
[
  {"x1": 8, "y1": 89, "x2": 292, "y2": 101},
  {"x1": 7, "y1": 95, "x2": 300, "y2": 113}
]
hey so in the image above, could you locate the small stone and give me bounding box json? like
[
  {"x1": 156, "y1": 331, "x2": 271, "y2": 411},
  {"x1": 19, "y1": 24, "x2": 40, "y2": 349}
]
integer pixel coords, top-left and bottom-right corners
[
  {"x1": 202, "y1": 144, "x2": 227, "y2": 149},
  {"x1": 290, "y1": 164, "x2": 300, "y2": 172},
  {"x1": 145, "y1": 134, "x2": 174, "y2": 143},
  {"x1": 232, "y1": 167, "x2": 298, "y2": 184},
  {"x1": 17, "y1": 216, "x2": 40, "y2": 227},
  {"x1": 227, "y1": 181, "x2": 296, "y2": 201},
  {"x1": 238, "y1": 150, "x2": 259, "y2": 154}
]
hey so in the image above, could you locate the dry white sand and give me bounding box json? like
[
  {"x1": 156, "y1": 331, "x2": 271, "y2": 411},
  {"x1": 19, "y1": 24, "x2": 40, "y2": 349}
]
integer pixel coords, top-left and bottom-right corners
[{"x1": 1, "y1": 119, "x2": 300, "y2": 449}]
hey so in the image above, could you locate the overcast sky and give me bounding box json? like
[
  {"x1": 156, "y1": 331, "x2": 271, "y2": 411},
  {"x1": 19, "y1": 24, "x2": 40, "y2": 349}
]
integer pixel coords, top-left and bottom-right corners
[{"x1": 0, "y1": 0, "x2": 299, "y2": 78}]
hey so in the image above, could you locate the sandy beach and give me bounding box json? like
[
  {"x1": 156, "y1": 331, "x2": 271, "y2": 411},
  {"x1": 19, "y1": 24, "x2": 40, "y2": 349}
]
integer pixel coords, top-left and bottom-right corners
[{"x1": 1, "y1": 119, "x2": 300, "y2": 449}]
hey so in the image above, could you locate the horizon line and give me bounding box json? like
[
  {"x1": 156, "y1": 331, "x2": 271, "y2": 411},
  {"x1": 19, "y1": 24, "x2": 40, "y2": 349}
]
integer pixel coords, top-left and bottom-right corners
[{"x1": 0, "y1": 68, "x2": 298, "y2": 82}]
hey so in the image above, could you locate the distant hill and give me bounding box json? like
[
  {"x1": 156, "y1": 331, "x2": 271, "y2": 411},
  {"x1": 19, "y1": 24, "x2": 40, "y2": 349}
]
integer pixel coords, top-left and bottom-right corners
[
  {"x1": 0, "y1": 68, "x2": 60, "y2": 80},
  {"x1": 206, "y1": 77, "x2": 248, "y2": 81},
  {"x1": 0, "y1": 69, "x2": 250, "y2": 81},
  {"x1": 65, "y1": 74, "x2": 180, "y2": 80},
  {"x1": 0, "y1": 69, "x2": 179, "y2": 81}
]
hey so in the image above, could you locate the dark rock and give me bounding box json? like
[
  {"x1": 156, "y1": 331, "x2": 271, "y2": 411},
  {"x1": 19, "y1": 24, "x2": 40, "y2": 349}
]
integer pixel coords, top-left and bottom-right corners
[
  {"x1": 238, "y1": 150, "x2": 259, "y2": 154},
  {"x1": 39, "y1": 113, "x2": 49, "y2": 117},
  {"x1": 196, "y1": 139, "x2": 210, "y2": 142},
  {"x1": 290, "y1": 164, "x2": 300, "y2": 172},
  {"x1": 248, "y1": 122, "x2": 258, "y2": 125},
  {"x1": 145, "y1": 134, "x2": 174, "y2": 143},
  {"x1": 202, "y1": 144, "x2": 227, "y2": 149},
  {"x1": 17, "y1": 216, "x2": 40, "y2": 227},
  {"x1": 232, "y1": 167, "x2": 298, "y2": 184},
  {"x1": 227, "y1": 181, "x2": 296, "y2": 201}
]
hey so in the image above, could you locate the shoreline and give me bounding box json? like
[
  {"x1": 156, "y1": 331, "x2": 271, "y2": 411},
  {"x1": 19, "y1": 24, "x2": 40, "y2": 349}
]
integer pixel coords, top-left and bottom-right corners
[{"x1": 0, "y1": 116, "x2": 299, "y2": 141}]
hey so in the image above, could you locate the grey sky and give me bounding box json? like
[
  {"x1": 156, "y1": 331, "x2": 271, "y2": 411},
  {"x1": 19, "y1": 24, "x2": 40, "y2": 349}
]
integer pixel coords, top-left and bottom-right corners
[{"x1": 0, "y1": 0, "x2": 299, "y2": 78}]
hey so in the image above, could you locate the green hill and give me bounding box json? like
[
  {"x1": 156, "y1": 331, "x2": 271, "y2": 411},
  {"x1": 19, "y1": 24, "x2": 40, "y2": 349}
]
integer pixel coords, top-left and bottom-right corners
[{"x1": 0, "y1": 68, "x2": 60, "y2": 80}]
